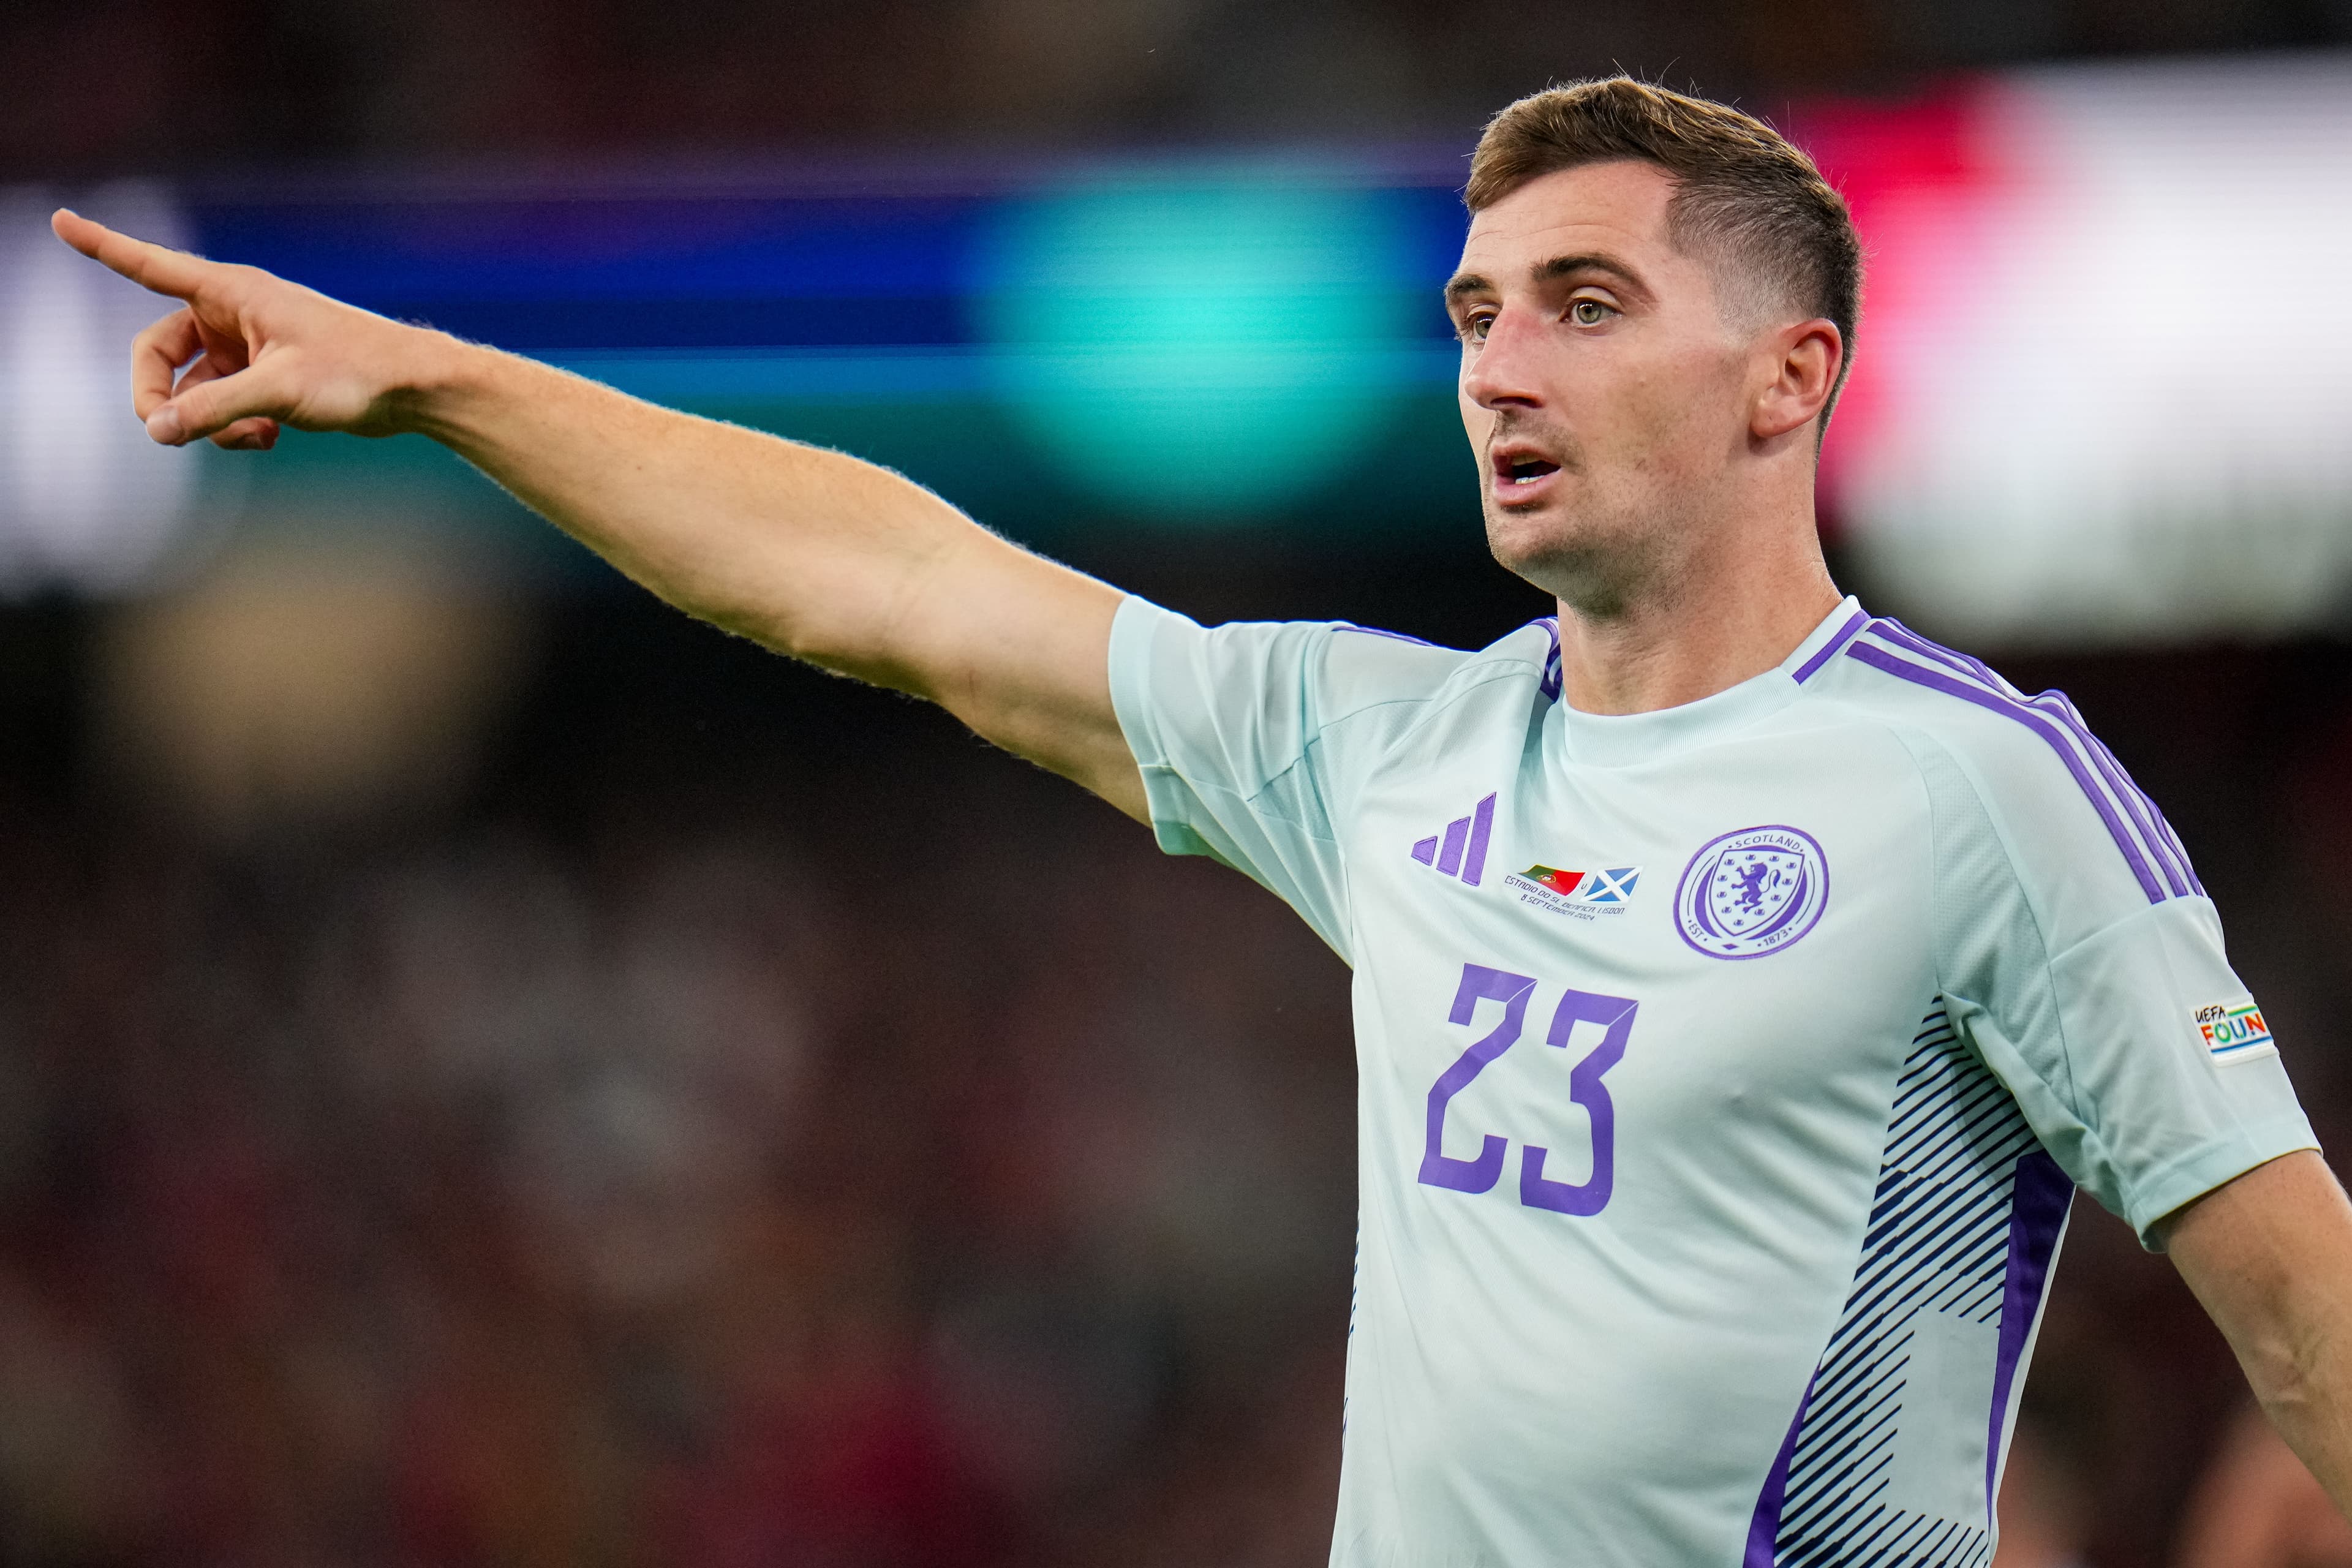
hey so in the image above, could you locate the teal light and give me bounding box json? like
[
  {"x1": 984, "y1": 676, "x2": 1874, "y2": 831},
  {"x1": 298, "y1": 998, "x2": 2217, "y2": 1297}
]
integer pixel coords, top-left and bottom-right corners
[{"x1": 976, "y1": 168, "x2": 1429, "y2": 520}]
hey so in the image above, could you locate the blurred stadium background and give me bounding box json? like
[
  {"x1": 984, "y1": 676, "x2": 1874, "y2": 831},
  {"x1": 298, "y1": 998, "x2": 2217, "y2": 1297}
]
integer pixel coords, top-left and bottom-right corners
[{"x1": 4, "y1": 2, "x2": 2352, "y2": 1564}]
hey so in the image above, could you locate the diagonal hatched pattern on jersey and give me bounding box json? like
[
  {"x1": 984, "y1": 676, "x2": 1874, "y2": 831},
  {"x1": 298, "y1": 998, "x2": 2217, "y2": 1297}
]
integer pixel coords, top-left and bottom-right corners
[
  {"x1": 1112, "y1": 594, "x2": 2309, "y2": 1563},
  {"x1": 1766, "y1": 1005, "x2": 2041, "y2": 1567}
]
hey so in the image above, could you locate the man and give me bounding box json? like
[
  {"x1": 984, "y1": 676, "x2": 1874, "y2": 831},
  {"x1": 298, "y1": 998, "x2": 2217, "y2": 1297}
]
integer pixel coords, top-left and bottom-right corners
[{"x1": 53, "y1": 76, "x2": 2352, "y2": 1566}]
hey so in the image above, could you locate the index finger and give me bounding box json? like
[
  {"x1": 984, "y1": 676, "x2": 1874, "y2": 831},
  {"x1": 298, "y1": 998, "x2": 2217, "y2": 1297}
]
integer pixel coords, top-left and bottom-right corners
[{"x1": 50, "y1": 209, "x2": 217, "y2": 302}]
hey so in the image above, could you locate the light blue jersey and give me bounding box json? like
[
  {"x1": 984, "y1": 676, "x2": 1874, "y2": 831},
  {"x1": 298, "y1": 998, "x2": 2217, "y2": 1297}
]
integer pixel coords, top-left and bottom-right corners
[{"x1": 1108, "y1": 594, "x2": 2315, "y2": 1568}]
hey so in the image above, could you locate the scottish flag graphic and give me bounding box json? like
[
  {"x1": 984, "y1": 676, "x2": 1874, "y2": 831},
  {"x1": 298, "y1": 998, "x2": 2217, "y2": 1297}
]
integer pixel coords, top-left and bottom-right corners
[{"x1": 1521, "y1": 865, "x2": 1640, "y2": 903}]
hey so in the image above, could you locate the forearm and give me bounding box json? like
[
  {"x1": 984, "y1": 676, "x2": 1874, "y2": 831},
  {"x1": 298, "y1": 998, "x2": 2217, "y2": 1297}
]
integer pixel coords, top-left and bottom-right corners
[
  {"x1": 2229, "y1": 1287, "x2": 2352, "y2": 1514},
  {"x1": 405, "y1": 335, "x2": 1001, "y2": 688},
  {"x1": 2171, "y1": 1151, "x2": 2352, "y2": 1525},
  {"x1": 399, "y1": 334, "x2": 1136, "y2": 807},
  {"x1": 47, "y1": 209, "x2": 1140, "y2": 812}
]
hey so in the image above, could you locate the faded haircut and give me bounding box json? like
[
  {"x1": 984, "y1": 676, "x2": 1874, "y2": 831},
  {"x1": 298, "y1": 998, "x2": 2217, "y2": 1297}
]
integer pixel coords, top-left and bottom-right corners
[{"x1": 1466, "y1": 78, "x2": 1863, "y2": 434}]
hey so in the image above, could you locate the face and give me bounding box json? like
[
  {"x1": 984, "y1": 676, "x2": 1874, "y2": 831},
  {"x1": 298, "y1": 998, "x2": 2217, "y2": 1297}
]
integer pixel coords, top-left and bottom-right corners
[{"x1": 1447, "y1": 160, "x2": 1766, "y2": 616}]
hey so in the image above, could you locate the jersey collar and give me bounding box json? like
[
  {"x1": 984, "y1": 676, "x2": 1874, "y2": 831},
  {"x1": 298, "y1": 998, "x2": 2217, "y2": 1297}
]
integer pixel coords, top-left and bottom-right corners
[{"x1": 1552, "y1": 596, "x2": 1866, "y2": 769}]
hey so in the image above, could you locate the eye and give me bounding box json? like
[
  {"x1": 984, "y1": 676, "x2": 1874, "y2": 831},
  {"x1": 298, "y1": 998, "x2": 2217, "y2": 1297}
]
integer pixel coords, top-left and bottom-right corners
[
  {"x1": 1458, "y1": 309, "x2": 1495, "y2": 344},
  {"x1": 1569, "y1": 297, "x2": 1616, "y2": 327}
]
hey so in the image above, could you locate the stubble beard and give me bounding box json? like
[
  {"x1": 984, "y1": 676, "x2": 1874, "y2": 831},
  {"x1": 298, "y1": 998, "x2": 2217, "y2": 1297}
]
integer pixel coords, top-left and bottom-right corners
[
  {"x1": 1479, "y1": 408, "x2": 1711, "y2": 623},
  {"x1": 1485, "y1": 477, "x2": 1684, "y2": 625}
]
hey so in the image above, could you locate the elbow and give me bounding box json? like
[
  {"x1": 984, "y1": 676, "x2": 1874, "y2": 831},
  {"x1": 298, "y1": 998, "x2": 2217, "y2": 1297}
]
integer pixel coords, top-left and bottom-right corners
[
  {"x1": 2236, "y1": 1312, "x2": 2337, "y2": 1428},
  {"x1": 725, "y1": 601, "x2": 923, "y2": 695},
  {"x1": 672, "y1": 570, "x2": 834, "y2": 665},
  {"x1": 2247, "y1": 1336, "x2": 2318, "y2": 1414},
  {"x1": 758, "y1": 610, "x2": 870, "y2": 679},
  {"x1": 707, "y1": 597, "x2": 804, "y2": 658}
]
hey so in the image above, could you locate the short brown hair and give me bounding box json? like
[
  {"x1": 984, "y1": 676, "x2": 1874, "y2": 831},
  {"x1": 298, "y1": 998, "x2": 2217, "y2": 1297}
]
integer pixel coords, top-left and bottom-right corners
[{"x1": 1466, "y1": 78, "x2": 1863, "y2": 434}]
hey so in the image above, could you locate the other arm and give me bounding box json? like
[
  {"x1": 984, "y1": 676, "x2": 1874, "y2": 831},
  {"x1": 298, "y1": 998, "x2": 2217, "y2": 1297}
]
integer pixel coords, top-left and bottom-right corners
[
  {"x1": 2163, "y1": 1150, "x2": 2352, "y2": 1525},
  {"x1": 50, "y1": 210, "x2": 1147, "y2": 821}
]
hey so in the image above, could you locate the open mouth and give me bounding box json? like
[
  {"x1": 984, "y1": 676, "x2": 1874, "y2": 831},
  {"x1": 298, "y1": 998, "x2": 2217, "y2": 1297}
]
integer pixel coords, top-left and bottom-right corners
[{"x1": 1494, "y1": 451, "x2": 1562, "y2": 487}]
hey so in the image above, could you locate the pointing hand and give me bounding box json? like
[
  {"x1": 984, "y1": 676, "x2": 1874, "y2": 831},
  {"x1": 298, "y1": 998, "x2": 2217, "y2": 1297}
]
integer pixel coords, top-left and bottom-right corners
[{"x1": 50, "y1": 209, "x2": 450, "y2": 451}]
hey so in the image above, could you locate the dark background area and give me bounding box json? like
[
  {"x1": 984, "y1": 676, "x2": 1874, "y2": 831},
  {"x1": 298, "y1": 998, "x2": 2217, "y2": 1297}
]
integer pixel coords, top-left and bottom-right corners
[{"x1": 10, "y1": 0, "x2": 2352, "y2": 181}]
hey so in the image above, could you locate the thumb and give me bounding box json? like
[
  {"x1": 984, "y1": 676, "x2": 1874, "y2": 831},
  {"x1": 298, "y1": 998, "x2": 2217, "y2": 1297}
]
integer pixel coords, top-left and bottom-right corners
[{"x1": 147, "y1": 361, "x2": 290, "y2": 446}]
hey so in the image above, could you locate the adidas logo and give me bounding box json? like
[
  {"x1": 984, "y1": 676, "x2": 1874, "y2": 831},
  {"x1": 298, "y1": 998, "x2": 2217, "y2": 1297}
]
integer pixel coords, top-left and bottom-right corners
[{"x1": 1410, "y1": 793, "x2": 1496, "y2": 888}]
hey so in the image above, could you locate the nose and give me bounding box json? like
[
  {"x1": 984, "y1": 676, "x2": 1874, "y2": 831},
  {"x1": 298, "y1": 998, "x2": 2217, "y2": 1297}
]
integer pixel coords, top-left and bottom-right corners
[{"x1": 1460, "y1": 305, "x2": 1547, "y2": 413}]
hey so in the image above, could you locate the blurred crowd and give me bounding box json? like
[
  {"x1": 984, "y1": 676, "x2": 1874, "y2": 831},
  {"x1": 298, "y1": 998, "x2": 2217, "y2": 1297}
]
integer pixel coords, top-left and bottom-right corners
[
  {"x1": 0, "y1": 566, "x2": 2346, "y2": 1565},
  {"x1": 0, "y1": 654, "x2": 1365, "y2": 1567},
  {"x1": 10, "y1": 0, "x2": 2352, "y2": 181}
]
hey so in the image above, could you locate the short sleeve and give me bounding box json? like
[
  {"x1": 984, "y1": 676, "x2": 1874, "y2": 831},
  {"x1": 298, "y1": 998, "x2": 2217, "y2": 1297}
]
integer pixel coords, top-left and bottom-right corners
[
  {"x1": 1903, "y1": 726, "x2": 2316, "y2": 1247},
  {"x1": 1108, "y1": 597, "x2": 1472, "y2": 964}
]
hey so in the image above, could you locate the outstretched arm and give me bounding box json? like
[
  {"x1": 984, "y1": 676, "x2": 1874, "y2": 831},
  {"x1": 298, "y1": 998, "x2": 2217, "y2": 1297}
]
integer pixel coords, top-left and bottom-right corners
[
  {"x1": 51, "y1": 209, "x2": 1147, "y2": 821},
  {"x1": 2163, "y1": 1150, "x2": 2352, "y2": 1526}
]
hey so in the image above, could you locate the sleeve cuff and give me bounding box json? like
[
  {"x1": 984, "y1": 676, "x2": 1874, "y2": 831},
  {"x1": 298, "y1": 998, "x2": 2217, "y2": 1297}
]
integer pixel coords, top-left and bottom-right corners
[
  {"x1": 1106, "y1": 595, "x2": 1208, "y2": 859},
  {"x1": 2123, "y1": 1114, "x2": 2321, "y2": 1250}
]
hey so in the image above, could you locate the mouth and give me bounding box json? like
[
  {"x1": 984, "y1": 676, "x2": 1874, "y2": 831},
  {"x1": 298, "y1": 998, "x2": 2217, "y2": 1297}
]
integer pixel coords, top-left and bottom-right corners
[{"x1": 1489, "y1": 444, "x2": 1565, "y2": 503}]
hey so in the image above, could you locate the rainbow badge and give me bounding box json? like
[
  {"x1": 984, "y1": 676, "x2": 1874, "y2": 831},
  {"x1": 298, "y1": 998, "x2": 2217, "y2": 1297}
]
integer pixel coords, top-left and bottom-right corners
[{"x1": 2193, "y1": 1000, "x2": 2275, "y2": 1063}]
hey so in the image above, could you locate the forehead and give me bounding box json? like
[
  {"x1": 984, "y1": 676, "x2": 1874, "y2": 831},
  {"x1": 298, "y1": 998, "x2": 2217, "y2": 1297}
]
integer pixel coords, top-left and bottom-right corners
[{"x1": 1455, "y1": 160, "x2": 1680, "y2": 282}]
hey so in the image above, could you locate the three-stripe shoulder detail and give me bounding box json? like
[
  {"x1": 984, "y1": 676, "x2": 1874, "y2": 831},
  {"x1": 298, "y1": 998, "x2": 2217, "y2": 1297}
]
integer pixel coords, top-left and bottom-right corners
[
  {"x1": 1535, "y1": 617, "x2": 1563, "y2": 703},
  {"x1": 1841, "y1": 620, "x2": 2202, "y2": 905},
  {"x1": 1792, "y1": 606, "x2": 1871, "y2": 684}
]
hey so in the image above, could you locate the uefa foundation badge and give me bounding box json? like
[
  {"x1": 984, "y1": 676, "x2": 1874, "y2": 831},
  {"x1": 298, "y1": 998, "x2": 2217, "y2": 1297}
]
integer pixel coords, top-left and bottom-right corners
[
  {"x1": 2193, "y1": 1000, "x2": 2276, "y2": 1064},
  {"x1": 1675, "y1": 826, "x2": 1829, "y2": 960}
]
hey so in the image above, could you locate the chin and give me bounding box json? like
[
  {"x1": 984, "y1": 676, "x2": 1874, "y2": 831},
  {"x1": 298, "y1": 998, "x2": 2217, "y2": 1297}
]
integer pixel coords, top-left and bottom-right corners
[
  {"x1": 1484, "y1": 499, "x2": 1587, "y2": 581},
  {"x1": 1483, "y1": 496, "x2": 1560, "y2": 557},
  {"x1": 1484, "y1": 505, "x2": 1655, "y2": 618}
]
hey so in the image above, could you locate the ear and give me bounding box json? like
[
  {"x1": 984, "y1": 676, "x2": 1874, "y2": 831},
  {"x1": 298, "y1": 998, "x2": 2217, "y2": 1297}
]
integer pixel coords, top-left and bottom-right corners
[{"x1": 1751, "y1": 318, "x2": 1843, "y2": 443}]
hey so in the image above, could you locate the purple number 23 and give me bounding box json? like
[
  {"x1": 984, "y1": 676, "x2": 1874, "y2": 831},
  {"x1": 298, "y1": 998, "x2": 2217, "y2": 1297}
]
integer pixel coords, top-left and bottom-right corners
[{"x1": 1416, "y1": 963, "x2": 1638, "y2": 1216}]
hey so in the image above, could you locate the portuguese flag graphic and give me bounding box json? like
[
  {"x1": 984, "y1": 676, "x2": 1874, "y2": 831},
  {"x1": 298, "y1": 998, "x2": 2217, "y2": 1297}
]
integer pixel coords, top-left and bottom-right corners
[{"x1": 1523, "y1": 866, "x2": 1586, "y2": 897}]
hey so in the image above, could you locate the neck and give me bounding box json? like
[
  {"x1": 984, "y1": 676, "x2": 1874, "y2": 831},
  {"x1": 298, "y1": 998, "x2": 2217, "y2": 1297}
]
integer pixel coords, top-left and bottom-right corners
[{"x1": 1552, "y1": 516, "x2": 1841, "y2": 716}]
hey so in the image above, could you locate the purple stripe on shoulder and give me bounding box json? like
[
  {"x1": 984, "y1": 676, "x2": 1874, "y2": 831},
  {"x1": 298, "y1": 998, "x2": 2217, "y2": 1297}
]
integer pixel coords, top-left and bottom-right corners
[
  {"x1": 2118, "y1": 767, "x2": 2204, "y2": 896},
  {"x1": 1874, "y1": 620, "x2": 2195, "y2": 895},
  {"x1": 1874, "y1": 622, "x2": 2195, "y2": 899},
  {"x1": 2038, "y1": 690, "x2": 2204, "y2": 897},
  {"x1": 2035, "y1": 696, "x2": 2193, "y2": 897},
  {"x1": 1871, "y1": 620, "x2": 1986, "y2": 685},
  {"x1": 2151, "y1": 810, "x2": 2206, "y2": 897},
  {"x1": 1845, "y1": 641, "x2": 2167, "y2": 902},
  {"x1": 1986, "y1": 1152, "x2": 2071, "y2": 1510},
  {"x1": 1791, "y1": 608, "x2": 1870, "y2": 685},
  {"x1": 1744, "y1": 1368, "x2": 1816, "y2": 1567},
  {"x1": 1334, "y1": 623, "x2": 1438, "y2": 647},
  {"x1": 1534, "y1": 617, "x2": 1563, "y2": 703}
]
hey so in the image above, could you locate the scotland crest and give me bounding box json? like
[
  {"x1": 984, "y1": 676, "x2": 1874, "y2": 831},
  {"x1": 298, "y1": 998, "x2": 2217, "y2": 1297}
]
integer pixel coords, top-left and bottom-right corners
[{"x1": 1674, "y1": 826, "x2": 1830, "y2": 960}]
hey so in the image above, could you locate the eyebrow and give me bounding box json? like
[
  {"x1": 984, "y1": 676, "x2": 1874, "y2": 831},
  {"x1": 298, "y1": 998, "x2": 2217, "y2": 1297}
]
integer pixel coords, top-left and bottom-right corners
[{"x1": 1443, "y1": 251, "x2": 1656, "y2": 311}]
